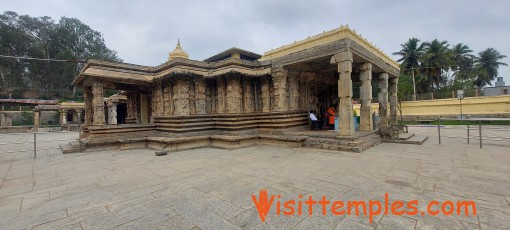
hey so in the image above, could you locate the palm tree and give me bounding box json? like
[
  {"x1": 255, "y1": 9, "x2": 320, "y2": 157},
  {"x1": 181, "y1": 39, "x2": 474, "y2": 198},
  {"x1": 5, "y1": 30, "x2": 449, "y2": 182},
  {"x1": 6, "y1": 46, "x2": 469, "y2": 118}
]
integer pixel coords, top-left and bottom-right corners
[
  {"x1": 393, "y1": 38, "x2": 425, "y2": 96},
  {"x1": 421, "y1": 39, "x2": 450, "y2": 89},
  {"x1": 450, "y1": 43, "x2": 475, "y2": 83},
  {"x1": 474, "y1": 48, "x2": 507, "y2": 88},
  {"x1": 393, "y1": 38, "x2": 425, "y2": 76}
]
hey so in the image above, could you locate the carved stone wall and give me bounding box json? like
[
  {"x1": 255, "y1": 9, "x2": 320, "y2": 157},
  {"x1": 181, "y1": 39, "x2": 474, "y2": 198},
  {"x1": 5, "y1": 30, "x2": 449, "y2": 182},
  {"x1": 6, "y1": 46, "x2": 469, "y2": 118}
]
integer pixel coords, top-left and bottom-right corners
[
  {"x1": 271, "y1": 68, "x2": 289, "y2": 112},
  {"x1": 194, "y1": 77, "x2": 207, "y2": 115},
  {"x1": 288, "y1": 71, "x2": 300, "y2": 111},
  {"x1": 163, "y1": 82, "x2": 173, "y2": 116},
  {"x1": 216, "y1": 77, "x2": 226, "y2": 113},
  {"x1": 253, "y1": 79, "x2": 263, "y2": 112},
  {"x1": 151, "y1": 84, "x2": 163, "y2": 117},
  {"x1": 92, "y1": 80, "x2": 106, "y2": 126},
  {"x1": 299, "y1": 72, "x2": 319, "y2": 112},
  {"x1": 226, "y1": 75, "x2": 242, "y2": 114},
  {"x1": 205, "y1": 80, "x2": 214, "y2": 114},
  {"x1": 261, "y1": 77, "x2": 271, "y2": 112},
  {"x1": 243, "y1": 78, "x2": 254, "y2": 113},
  {"x1": 173, "y1": 79, "x2": 190, "y2": 116},
  {"x1": 126, "y1": 90, "x2": 139, "y2": 123},
  {"x1": 189, "y1": 79, "x2": 196, "y2": 115}
]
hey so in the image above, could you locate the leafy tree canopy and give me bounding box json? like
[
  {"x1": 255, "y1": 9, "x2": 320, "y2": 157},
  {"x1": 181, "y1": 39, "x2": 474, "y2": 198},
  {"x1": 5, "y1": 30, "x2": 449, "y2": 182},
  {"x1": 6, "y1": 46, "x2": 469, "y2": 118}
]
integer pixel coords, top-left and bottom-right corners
[
  {"x1": 394, "y1": 38, "x2": 506, "y2": 92},
  {"x1": 0, "y1": 11, "x2": 122, "y2": 99}
]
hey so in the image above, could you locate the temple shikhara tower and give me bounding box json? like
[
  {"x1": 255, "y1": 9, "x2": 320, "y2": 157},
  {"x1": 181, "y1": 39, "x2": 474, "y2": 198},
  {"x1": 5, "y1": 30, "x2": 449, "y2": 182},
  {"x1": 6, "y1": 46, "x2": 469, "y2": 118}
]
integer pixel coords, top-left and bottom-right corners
[{"x1": 72, "y1": 26, "x2": 400, "y2": 152}]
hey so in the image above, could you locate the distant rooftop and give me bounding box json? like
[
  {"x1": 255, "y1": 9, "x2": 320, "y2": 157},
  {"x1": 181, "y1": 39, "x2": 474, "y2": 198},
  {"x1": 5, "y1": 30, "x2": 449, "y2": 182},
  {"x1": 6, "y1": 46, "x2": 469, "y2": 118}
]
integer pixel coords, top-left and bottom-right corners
[{"x1": 204, "y1": 47, "x2": 261, "y2": 62}]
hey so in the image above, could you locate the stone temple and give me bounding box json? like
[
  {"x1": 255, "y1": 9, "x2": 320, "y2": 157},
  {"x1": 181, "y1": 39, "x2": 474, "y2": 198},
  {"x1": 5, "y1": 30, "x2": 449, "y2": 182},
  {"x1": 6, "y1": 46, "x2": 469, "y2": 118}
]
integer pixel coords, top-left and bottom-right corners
[{"x1": 71, "y1": 26, "x2": 402, "y2": 153}]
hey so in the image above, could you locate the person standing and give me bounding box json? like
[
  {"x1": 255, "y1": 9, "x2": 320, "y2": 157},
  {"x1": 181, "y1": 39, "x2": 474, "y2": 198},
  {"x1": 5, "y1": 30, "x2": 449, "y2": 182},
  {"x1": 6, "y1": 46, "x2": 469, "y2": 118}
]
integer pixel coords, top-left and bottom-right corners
[
  {"x1": 327, "y1": 104, "x2": 336, "y2": 130},
  {"x1": 309, "y1": 110, "x2": 318, "y2": 130}
]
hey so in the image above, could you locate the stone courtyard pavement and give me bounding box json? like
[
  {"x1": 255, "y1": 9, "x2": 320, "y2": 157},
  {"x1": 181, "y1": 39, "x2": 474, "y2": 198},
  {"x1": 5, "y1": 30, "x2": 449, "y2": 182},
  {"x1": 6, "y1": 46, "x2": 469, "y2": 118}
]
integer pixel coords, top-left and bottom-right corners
[{"x1": 0, "y1": 127, "x2": 509, "y2": 229}]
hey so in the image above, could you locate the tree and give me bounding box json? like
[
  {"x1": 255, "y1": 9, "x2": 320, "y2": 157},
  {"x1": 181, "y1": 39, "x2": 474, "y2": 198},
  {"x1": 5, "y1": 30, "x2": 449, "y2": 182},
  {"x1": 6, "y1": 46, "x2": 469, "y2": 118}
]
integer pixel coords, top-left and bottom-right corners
[
  {"x1": 421, "y1": 39, "x2": 450, "y2": 89},
  {"x1": 392, "y1": 38, "x2": 425, "y2": 77},
  {"x1": 474, "y1": 48, "x2": 507, "y2": 88},
  {"x1": 0, "y1": 11, "x2": 122, "y2": 99},
  {"x1": 449, "y1": 43, "x2": 475, "y2": 82}
]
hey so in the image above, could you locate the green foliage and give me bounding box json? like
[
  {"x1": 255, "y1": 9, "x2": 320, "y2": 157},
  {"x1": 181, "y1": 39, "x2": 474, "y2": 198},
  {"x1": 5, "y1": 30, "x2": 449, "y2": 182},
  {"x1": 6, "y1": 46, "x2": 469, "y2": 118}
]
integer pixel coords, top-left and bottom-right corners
[
  {"x1": 19, "y1": 110, "x2": 33, "y2": 126},
  {"x1": 474, "y1": 48, "x2": 508, "y2": 88},
  {"x1": 394, "y1": 38, "x2": 507, "y2": 93},
  {"x1": 397, "y1": 74, "x2": 414, "y2": 99},
  {"x1": 0, "y1": 11, "x2": 122, "y2": 99}
]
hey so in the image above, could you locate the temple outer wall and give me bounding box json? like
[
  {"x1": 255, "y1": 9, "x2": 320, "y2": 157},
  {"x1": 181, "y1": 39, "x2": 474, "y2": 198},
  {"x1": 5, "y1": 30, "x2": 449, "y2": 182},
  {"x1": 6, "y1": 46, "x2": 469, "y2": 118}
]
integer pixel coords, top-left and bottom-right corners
[{"x1": 355, "y1": 95, "x2": 510, "y2": 120}]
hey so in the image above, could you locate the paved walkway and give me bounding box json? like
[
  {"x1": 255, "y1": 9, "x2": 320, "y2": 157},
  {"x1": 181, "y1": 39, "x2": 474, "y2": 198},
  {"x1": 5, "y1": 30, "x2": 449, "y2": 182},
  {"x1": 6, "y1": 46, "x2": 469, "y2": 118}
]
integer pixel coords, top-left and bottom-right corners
[{"x1": 0, "y1": 127, "x2": 509, "y2": 229}]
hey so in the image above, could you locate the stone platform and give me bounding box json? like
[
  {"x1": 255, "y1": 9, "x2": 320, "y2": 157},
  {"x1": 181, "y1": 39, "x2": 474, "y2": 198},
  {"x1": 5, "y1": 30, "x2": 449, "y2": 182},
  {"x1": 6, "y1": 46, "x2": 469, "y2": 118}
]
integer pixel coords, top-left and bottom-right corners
[{"x1": 61, "y1": 128, "x2": 427, "y2": 154}]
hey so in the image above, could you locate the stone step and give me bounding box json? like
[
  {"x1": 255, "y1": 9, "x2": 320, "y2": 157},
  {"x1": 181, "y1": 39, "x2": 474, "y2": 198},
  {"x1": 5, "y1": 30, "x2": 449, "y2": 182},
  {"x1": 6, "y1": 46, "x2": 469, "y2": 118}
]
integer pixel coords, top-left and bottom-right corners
[
  {"x1": 397, "y1": 133, "x2": 415, "y2": 140},
  {"x1": 60, "y1": 139, "x2": 85, "y2": 154},
  {"x1": 385, "y1": 135, "x2": 429, "y2": 145}
]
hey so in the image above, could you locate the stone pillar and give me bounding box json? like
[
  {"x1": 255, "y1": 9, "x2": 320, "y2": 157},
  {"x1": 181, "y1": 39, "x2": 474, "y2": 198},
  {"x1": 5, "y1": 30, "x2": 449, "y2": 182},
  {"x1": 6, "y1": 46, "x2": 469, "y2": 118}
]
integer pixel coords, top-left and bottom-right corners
[
  {"x1": 216, "y1": 77, "x2": 226, "y2": 113},
  {"x1": 359, "y1": 63, "x2": 373, "y2": 132},
  {"x1": 84, "y1": 87, "x2": 93, "y2": 126},
  {"x1": 173, "y1": 79, "x2": 190, "y2": 116},
  {"x1": 92, "y1": 80, "x2": 106, "y2": 126},
  {"x1": 272, "y1": 68, "x2": 289, "y2": 112},
  {"x1": 107, "y1": 102, "x2": 117, "y2": 125},
  {"x1": 378, "y1": 73, "x2": 389, "y2": 128},
  {"x1": 243, "y1": 78, "x2": 254, "y2": 113},
  {"x1": 33, "y1": 110, "x2": 40, "y2": 131},
  {"x1": 226, "y1": 76, "x2": 242, "y2": 114},
  {"x1": 76, "y1": 109, "x2": 83, "y2": 125},
  {"x1": 194, "y1": 78, "x2": 207, "y2": 115},
  {"x1": 206, "y1": 83, "x2": 214, "y2": 114},
  {"x1": 60, "y1": 109, "x2": 68, "y2": 125},
  {"x1": 288, "y1": 72, "x2": 300, "y2": 111},
  {"x1": 261, "y1": 77, "x2": 271, "y2": 112},
  {"x1": 389, "y1": 77, "x2": 399, "y2": 125},
  {"x1": 331, "y1": 51, "x2": 354, "y2": 136},
  {"x1": 126, "y1": 91, "x2": 139, "y2": 123}
]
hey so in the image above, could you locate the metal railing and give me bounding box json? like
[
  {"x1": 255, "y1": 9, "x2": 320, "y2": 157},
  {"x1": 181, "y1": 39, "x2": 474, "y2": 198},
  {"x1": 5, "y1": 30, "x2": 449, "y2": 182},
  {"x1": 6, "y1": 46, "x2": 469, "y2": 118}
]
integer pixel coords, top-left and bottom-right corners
[{"x1": 437, "y1": 117, "x2": 510, "y2": 148}]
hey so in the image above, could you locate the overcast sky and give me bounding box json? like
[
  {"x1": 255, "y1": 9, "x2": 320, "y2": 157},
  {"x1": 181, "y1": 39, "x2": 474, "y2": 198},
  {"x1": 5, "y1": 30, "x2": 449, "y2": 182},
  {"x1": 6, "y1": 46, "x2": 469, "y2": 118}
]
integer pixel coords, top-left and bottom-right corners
[{"x1": 2, "y1": 0, "x2": 509, "y2": 85}]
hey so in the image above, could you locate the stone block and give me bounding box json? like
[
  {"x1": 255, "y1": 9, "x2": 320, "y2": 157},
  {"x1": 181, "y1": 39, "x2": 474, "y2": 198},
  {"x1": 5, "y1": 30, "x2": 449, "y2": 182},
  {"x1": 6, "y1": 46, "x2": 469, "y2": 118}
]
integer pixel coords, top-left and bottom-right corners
[{"x1": 338, "y1": 61, "x2": 352, "y2": 73}]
